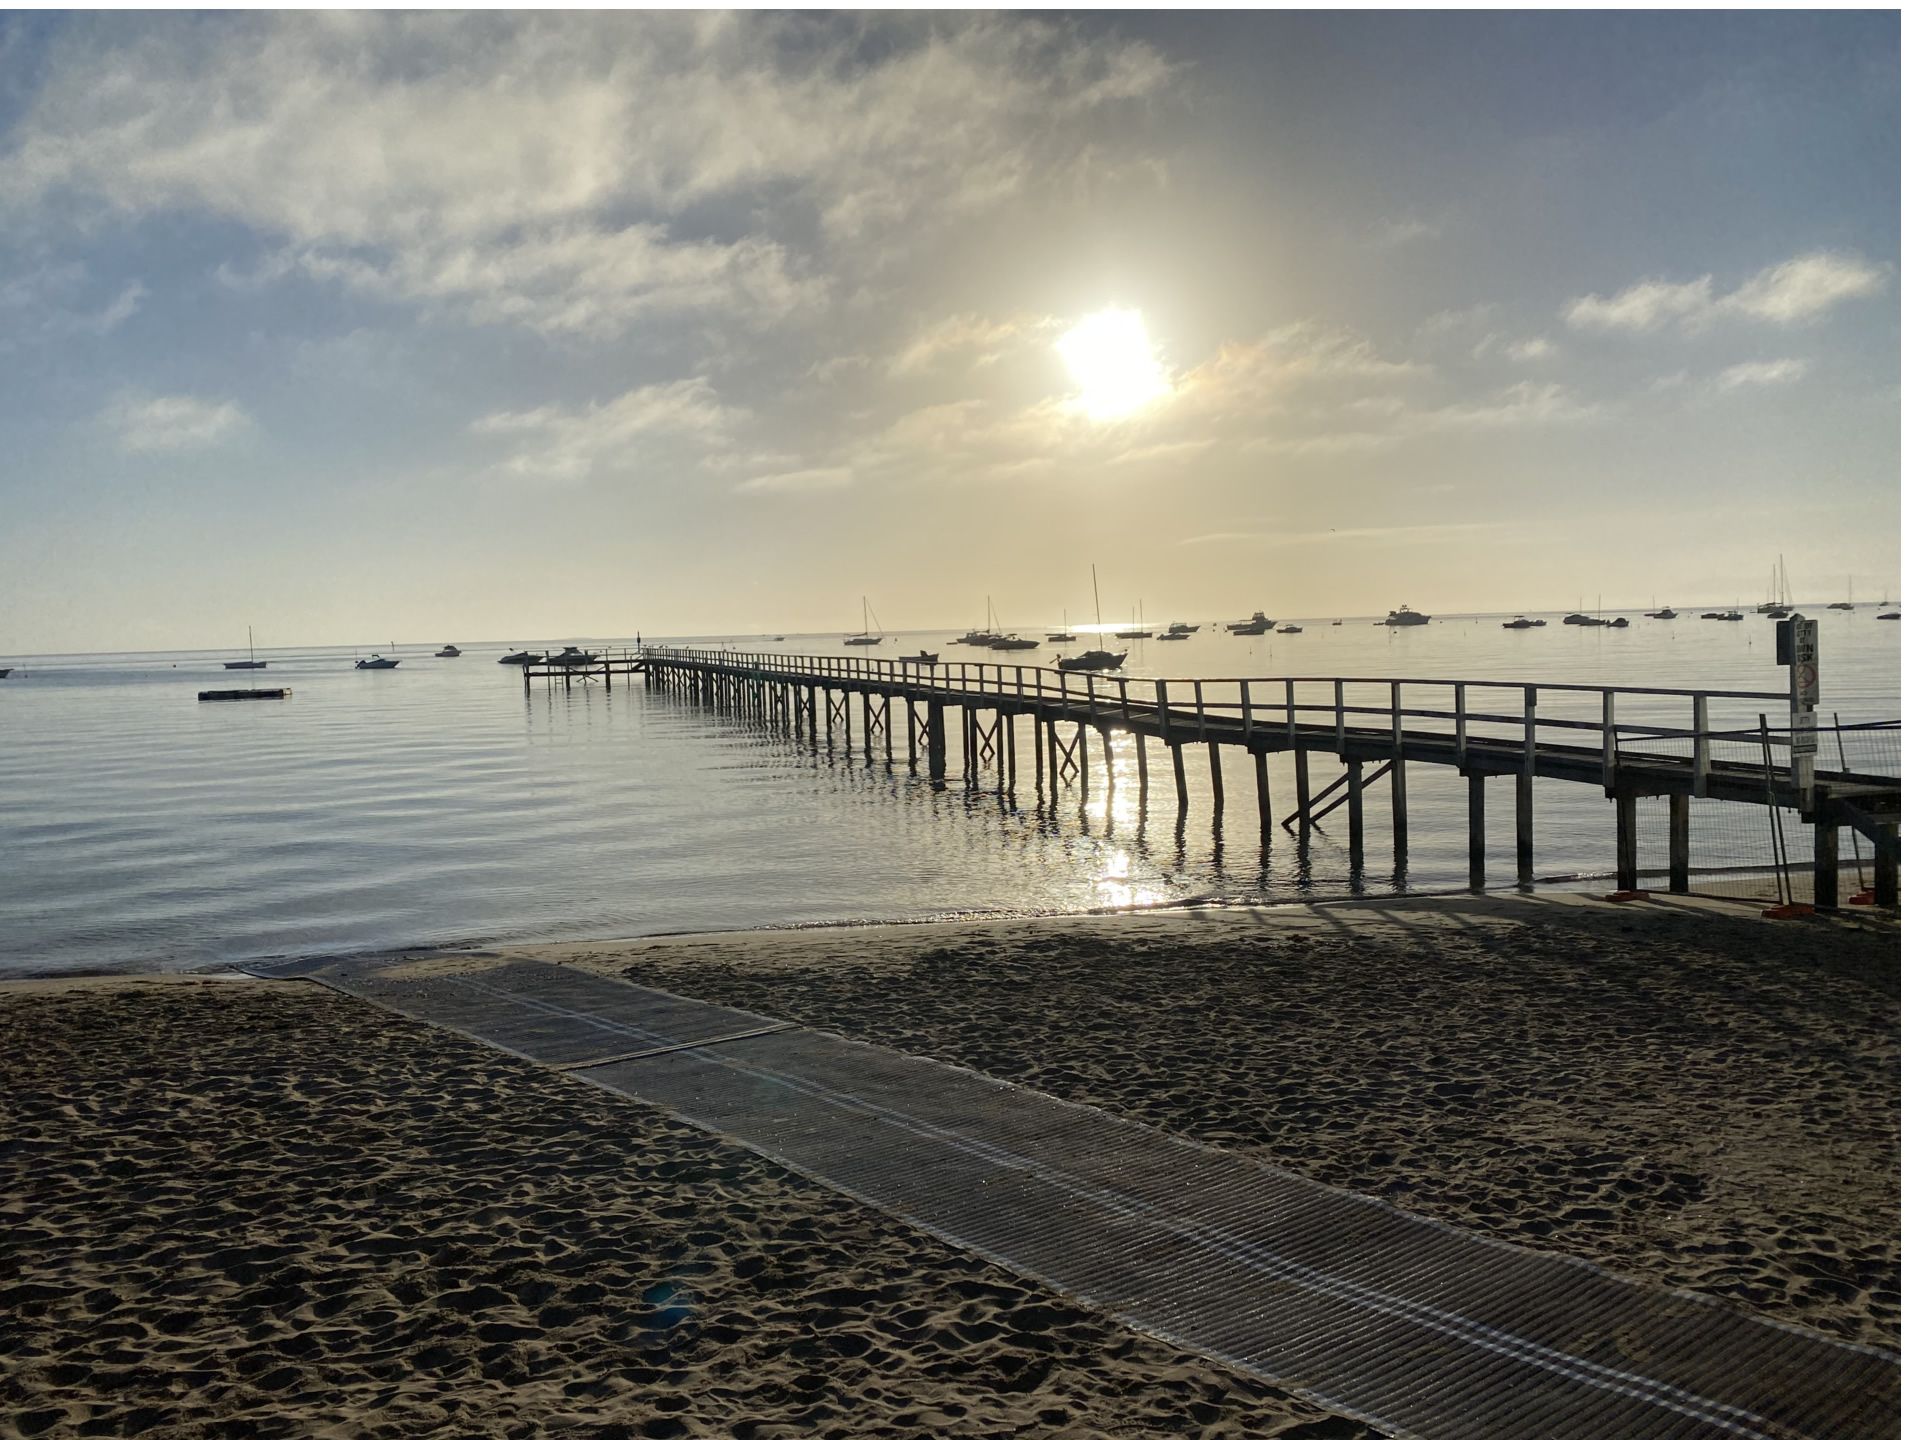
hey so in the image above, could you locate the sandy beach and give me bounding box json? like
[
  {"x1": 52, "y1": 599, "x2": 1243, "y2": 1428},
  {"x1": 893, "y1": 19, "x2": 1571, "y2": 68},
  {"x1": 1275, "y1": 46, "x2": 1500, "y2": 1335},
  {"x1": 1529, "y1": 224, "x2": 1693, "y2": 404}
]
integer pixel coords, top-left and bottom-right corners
[
  {"x1": 0, "y1": 973, "x2": 1373, "y2": 1439},
  {"x1": 536, "y1": 893, "x2": 1901, "y2": 1351},
  {"x1": 2, "y1": 894, "x2": 1896, "y2": 1437}
]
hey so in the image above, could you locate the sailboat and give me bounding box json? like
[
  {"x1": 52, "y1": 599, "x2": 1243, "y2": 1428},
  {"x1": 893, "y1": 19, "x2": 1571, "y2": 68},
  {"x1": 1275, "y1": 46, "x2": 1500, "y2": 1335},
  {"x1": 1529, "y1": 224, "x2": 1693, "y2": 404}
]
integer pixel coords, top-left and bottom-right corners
[
  {"x1": 1759, "y1": 556, "x2": 1792, "y2": 619},
  {"x1": 1058, "y1": 566, "x2": 1126, "y2": 671},
  {"x1": 223, "y1": 626, "x2": 268, "y2": 670},
  {"x1": 843, "y1": 597, "x2": 883, "y2": 646},
  {"x1": 1114, "y1": 601, "x2": 1152, "y2": 640},
  {"x1": 1046, "y1": 610, "x2": 1075, "y2": 643},
  {"x1": 1828, "y1": 577, "x2": 1854, "y2": 611}
]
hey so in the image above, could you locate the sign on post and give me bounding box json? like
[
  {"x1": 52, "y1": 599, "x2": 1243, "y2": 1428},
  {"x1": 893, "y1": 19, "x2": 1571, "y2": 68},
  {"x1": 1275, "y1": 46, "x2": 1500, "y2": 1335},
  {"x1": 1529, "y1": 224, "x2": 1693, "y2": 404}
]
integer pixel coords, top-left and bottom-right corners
[{"x1": 1774, "y1": 615, "x2": 1818, "y2": 805}]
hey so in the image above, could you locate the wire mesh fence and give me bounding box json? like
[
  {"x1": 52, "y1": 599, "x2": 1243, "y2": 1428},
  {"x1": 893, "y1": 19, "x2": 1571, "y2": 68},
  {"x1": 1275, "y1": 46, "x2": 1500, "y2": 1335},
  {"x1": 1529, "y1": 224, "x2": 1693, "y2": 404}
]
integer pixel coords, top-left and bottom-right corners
[{"x1": 1628, "y1": 715, "x2": 1897, "y2": 902}]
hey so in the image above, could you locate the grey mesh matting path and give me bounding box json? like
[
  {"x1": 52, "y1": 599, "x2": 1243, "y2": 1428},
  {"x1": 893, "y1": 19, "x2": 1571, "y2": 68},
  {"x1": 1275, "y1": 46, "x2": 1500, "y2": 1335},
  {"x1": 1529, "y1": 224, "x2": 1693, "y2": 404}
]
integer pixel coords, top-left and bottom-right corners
[{"x1": 243, "y1": 953, "x2": 1898, "y2": 1439}]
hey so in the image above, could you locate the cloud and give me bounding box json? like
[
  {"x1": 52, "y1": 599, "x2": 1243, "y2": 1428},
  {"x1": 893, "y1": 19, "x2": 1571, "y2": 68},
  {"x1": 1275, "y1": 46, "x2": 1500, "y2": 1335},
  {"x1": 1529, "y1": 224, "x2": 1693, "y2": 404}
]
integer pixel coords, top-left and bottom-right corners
[
  {"x1": 889, "y1": 313, "x2": 1043, "y2": 375},
  {"x1": 103, "y1": 393, "x2": 249, "y2": 453},
  {"x1": 1563, "y1": 251, "x2": 1887, "y2": 334},
  {"x1": 1411, "y1": 381, "x2": 1595, "y2": 429},
  {"x1": 1367, "y1": 216, "x2": 1443, "y2": 250},
  {"x1": 261, "y1": 226, "x2": 820, "y2": 338},
  {"x1": 1717, "y1": 358, "x2": 1808, "y2": 391},
  {"x1": 1180, "y1": 521, "x2": 1516, "y2": 548},
  {"x1": 1722, "y1": 253, "x2": 1886, "y2": 323},
  {"x1": 1174, "y1": 323, "x2": 1426, "y2": 420},
  {"x1": 0, "y1": 263, "x2": 145, "y2": 343},
  {"x1": 473, "y1": 378, "x2": 740, "y2": 481},
  {"x1": 735, "y1": 466, "x2": 853, "y2": 495},
  {"x1": 1502, "y1": 335, "x2": 1558, "y2": 362},
  {"x1": 2, "y1": 14, "x2": 1172, "y2": 338},
  {"x1": 1563, "y1": 277, "x2": 1715, "y2": 333},
  {"x1": 1242, "y1": 431, "x2": 1399, "y2": 458}
]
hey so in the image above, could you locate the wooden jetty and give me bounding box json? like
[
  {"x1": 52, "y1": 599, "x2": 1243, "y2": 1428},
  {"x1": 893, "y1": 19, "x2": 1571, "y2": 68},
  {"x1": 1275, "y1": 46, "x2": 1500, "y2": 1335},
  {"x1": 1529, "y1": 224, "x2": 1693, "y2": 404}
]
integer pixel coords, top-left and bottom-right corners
[{"x1": 537, "y1": 647, "x2": 1901, "y2": 910}]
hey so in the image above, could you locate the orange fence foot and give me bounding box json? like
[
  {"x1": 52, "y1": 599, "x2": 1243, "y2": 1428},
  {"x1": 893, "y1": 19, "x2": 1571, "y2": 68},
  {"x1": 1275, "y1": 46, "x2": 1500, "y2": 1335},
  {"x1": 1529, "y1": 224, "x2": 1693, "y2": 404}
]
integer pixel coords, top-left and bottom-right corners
[
  {"x1": 1603, "y1": 890, "x2": 1652, "y2": 902},
  {"x1": 1762, "y1": 903, "x2": 1817, "y2": 919},
  {"x1": 1848, "y1": 891, "x2": 1877, "y2": 906}
]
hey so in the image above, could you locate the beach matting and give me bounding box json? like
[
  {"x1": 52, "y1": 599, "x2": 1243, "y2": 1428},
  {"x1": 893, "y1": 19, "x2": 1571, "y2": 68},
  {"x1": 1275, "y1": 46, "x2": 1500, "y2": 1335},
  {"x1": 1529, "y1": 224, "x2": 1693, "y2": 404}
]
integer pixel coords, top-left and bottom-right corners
[{"x1": 240, "y1": 941, "x2": 1898, "y2": 1440}]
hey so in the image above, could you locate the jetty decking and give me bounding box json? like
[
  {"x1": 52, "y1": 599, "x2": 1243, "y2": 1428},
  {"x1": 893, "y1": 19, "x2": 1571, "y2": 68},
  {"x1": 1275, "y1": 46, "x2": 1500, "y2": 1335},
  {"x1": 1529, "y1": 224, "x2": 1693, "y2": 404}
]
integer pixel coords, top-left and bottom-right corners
[
  {"x1": 581, "y1": 647, "x2": 1900, "y2": 910},
  {"x1": 244, "y1": 951, "x2": 1899, "y2": 1440}
]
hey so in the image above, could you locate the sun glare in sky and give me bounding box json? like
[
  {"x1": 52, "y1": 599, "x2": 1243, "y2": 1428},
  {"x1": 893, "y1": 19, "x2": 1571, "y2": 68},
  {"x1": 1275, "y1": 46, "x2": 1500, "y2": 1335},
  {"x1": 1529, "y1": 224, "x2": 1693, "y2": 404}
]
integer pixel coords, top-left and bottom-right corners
[{"x1": 1056, "y1": 308, "x2": 1170, "y2": 421}]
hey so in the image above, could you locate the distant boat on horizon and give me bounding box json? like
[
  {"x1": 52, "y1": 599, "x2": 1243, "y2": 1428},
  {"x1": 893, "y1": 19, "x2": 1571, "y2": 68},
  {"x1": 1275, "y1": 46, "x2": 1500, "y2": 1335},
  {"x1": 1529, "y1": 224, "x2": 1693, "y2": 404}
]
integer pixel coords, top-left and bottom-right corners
[
  {"x1": 223, "y1": 626, "x2": 267, "y2": 670},
  {"x1": 1227, "y1": 610, "x2": 1276, "y2": 635},
  {"x1": 900, "y1": 650, "x2": 940, "y2": 664},
  {"x1": 435, "y1": 644, "x2": 461, "y2": 658},
  {"x1": 355, "y1": 654, "x2": 401, "y2": 670},
  {"x1": 498, "y1": 650, "x2": 535, "y2": 664},
  {"x1": 1384, "y1": 605, "x2": 1430, "y2": 626}
]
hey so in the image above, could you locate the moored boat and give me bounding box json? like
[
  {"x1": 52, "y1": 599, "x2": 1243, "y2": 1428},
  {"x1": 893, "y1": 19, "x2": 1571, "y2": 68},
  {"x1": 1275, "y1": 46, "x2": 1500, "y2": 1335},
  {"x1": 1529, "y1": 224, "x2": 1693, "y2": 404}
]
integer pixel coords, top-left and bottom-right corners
[
  {"x1": 900, "y1": 650, "x2": 940, "y2": 664},
  {"x1": 1384, "y1": 605, "x2": 1430, "y2": 626},
  {"x1": 1502, "y1": 617, "x2": 1534, "y2": 630},
  {"x1": 355, "y1": 654, "x2": 400, "y2": 670},
  {"x1": 1227, "y1": 610, "x2": 1276, "y2": 635},
  {"x1": 498, "y1": 650, "x2": 535, "y2": 664},
  {"x1": 1057, "y1": 649, "x2": 1126, "y2": 672},
  {"x1": 223, "y1": 626, "x2": 268, "y2": 669},
  {"x1": 435, "y1": 644, "x2": 461, "y2": 658},
  {"x1": 844, "y1": 596, "x2": 884, "y2": 645}
]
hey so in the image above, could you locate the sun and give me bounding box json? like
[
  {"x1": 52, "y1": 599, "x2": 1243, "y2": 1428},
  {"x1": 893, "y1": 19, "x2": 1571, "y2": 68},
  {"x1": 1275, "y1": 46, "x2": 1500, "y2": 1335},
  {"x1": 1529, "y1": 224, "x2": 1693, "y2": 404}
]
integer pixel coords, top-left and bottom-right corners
[{"x1": 1056, "y1": 308, "x2": 1169, "y2": 421}]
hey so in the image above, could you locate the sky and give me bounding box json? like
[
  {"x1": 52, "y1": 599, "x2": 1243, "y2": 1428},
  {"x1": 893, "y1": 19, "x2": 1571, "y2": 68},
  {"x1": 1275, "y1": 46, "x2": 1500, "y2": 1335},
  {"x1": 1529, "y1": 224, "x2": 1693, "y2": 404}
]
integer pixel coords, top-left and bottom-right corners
[{"x1": 0, "y1": 11, "x2": 1901, "y2": 652}]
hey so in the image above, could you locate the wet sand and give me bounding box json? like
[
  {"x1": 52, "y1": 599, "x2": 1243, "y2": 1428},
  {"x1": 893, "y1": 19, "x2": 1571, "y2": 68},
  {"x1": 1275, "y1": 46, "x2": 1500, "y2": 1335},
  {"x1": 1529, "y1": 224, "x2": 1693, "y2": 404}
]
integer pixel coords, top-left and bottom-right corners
[
  {"x1": 0, "y1": 977, "x2": 1373, "y2": 1440},
  {"x1": 531, "y1": 893, "x2": 1900, "y2": 1351},
  {"x1": 2, "y1": 893, "x2": 1896, "y2": 1437}
]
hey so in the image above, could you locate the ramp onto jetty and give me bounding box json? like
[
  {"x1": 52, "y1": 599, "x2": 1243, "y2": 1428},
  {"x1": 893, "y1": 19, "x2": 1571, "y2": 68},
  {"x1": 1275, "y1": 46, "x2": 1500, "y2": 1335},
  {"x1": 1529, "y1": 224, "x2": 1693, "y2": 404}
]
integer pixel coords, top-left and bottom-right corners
[{"x1": 244, "y1": 952, "x2": 1898, "y2": 1440}]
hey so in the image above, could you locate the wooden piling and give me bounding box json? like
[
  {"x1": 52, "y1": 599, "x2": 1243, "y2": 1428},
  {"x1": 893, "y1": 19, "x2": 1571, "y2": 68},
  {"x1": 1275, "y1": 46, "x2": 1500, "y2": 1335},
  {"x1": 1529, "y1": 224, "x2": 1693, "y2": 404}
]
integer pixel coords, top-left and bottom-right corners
[
  {"x1": 1046, "y1": 719, "x2": 1060, "y2": 804},
  {"x1": 861, "y1": 693, "x2": 873, "y2": 762},
  {"x1": 1874, "y1": 822, "x2": 1898, "y2": 908},
  {"x1": 1208, "y1": 742, "x2": 1224, "y2": 811},
  {"x1": 1515, "y1": 773, "x2": 1534, "y2": 884},
  {"x1": 1813, "y1": 813, "x2": 1840, "y2": 909},
  {"x1": 1135, "y1": 731, "x2": 1149, "y2": 802},
  {"x1": 1390, "y1": 759, "x2": 1409, "y2": 863},
  {"x1": 1668, "y1": 793, "x2": 1689, "y2": 894},
  {"x1": 1615, "y1": 788, "x2": 1637, "y2": 892},
  {"x1": 1295, "y1": 748, "x2": 1311, "y2": 826},
  {"x1": 1254, "y1": 752, "x2": 1272, "y2": 834},
  {"x1": 927, "y1": 702, "x2": 946, "y2": 782},
  {"x1": 1347, "y1": 758, "x2": 1365, "y2": 866},
  {"x1": 1467, "y1": 773, "x2": 1486, "y2": 890},
  {"x1": 883, "y1": 693, "x2": 894, "y2": 764},
  {"x1": 1033, "y1": 714, "x2": 1046, "y2": 800},
  {"x1": 1101, "y1": 728, "x2": 1116, "y2": 792},
  {"x1": 1078, "y1": 724, "x2": 1090, "y2": 803},
  {"x1": 1170, "y1": 743, "x2": 1188, "y2": 811}
]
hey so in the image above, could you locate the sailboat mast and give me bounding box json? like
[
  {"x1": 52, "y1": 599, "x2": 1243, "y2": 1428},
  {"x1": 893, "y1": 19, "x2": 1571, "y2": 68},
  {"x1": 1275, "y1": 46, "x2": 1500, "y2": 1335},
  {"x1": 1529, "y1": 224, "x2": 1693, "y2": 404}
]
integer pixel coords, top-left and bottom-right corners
[
  {"x1": 1091, "y1": 565, "x2": 1104, "y2": 631},
  {"x1": 248, "y1": 625, "x2": 254, "y2": 666}
]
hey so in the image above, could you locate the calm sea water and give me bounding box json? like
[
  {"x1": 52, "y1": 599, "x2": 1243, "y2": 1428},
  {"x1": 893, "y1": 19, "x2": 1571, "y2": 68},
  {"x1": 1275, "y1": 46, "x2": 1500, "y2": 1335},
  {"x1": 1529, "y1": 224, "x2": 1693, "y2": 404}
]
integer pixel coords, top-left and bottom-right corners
[{"x1": 0, "y1": 611, "x2": 1899, "y2": 977}]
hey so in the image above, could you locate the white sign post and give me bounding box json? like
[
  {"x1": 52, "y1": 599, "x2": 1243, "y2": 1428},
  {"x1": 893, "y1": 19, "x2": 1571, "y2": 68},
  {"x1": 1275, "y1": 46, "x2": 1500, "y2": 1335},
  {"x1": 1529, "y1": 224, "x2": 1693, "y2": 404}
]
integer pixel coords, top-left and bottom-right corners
[{"x1": 1776, "y1": 615, "x2": 1818, "y2": 810}]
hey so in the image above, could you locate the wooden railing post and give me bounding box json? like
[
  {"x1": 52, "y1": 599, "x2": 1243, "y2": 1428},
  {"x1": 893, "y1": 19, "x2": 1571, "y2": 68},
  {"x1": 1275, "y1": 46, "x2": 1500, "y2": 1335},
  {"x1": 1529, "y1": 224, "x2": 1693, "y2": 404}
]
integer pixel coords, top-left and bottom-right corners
[
  {"x1": 1391, "y1": 682, "x2": 1403, "y2": 756},
  {"x1": 1286, "y1": 680, "x2": 1297, "y2": 746},
  {"x1": 1156, "y1": 680, "x2": 1170, "y2": 739},
  {"x1": 1454, "y1": 683, "x2": 1467, "y2": 766},
  {"x1": 1692, "y1": 694, "x2": 1711, "y2": 796},
  {"x1": 1240, "y1": 680, "x2": 1253, "y2": 741},
  {"x1": 1194, "y1": 681, "x2": 1207, "y2": 741},
  {"x1": 1602, "y1": 691, "x2": 1617, "y2": 787},
  {"x1": 1334, "y1": 679, "x2": 1346, "y2": 753}
]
